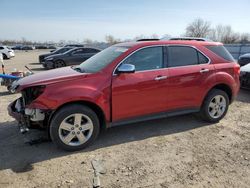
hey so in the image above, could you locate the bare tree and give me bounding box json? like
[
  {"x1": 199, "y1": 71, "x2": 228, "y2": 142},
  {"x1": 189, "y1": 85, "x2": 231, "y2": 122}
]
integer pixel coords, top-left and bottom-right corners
[
  {"x1": 185, "y1": 18, "x2": 211, "y2": 38},
  {"x1": 133, "y1": 34, "x2": 146, "y2": 41},
  {"x1": 150, "y1": 33, "x2": 159, "y2": 39},
  {"x1": 210, "y1": 25, "x2": 239, "y2": 43},
  {"x1": 239, "y1": 33, "x2": 250, "y2": 43},
  {"x1": 162, "y1": 34, "x2": 172, "y2": 40},
  {"x1": 84, "y1": 38, "x2": 94, "y2": 44},
  {"x1": 105, "y1": 35, "x2": 120, "y2": 44}
]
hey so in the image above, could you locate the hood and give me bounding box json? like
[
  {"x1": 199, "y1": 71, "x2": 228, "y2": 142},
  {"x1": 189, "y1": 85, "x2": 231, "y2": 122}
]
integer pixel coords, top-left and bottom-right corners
[
  {"x1": 241, "y1": 63, "x2": 250, "y2": 73},
  {"x1": 39, "y1": 53, "x2": 52, "y2": 57},
  {"x1": 17, "y1": 66, "x2": 87, "y2": 90}
]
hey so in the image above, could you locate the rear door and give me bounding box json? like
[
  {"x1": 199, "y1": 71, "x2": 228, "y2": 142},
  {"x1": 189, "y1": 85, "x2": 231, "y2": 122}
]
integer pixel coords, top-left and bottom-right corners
[
  {"x1": 166, "y1": 45, "x2": 215, "y2": 110},
  {"x1": 112, "y1": 46, "x2": 170, "y2": 121}
]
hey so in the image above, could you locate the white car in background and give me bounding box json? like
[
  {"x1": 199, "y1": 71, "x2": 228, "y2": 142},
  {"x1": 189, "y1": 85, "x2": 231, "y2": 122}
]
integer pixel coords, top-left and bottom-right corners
[{"x1": 0, "y1": 46, "x2": 15, "y2": 59}]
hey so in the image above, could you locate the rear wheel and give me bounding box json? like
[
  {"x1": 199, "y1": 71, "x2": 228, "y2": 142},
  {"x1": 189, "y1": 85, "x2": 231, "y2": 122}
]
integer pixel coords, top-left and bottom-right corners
[
  {"x1": 53, "y1": 60, "x2": 65, "y2": 68},
  {"x1": 200, "y1": 89, "x2": 229, "y2": 123},
  {"x1": 50, "y1": 104, "x2": 100, "y2": 151}
]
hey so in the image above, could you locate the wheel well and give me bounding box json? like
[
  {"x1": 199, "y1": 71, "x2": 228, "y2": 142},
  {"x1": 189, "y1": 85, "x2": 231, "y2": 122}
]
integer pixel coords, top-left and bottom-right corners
[
  {"x1": 2, "y1": 53, "x2": 7, "y2": 59},
  {"x1": 55, "y1": 59, "x2": 64, "y2": 62},
  {"x1": 48, "y1": 101, "x2": 106, "y2": 131},
  {"x1": 210, "y1": 84, "x2": 232, "y2": 103}
]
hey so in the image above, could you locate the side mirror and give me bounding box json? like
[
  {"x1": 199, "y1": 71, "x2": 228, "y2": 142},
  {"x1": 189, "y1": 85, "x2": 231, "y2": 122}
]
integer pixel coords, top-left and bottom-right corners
[{"x1": 116, "y1": 64, "x2": 135, "y2": 74}]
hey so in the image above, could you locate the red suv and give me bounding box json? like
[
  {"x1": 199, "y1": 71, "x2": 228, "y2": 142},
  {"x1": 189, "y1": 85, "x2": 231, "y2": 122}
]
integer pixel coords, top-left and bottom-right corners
[{"x1": 8, "y1": 40, "x2": 240, "y2": 151}]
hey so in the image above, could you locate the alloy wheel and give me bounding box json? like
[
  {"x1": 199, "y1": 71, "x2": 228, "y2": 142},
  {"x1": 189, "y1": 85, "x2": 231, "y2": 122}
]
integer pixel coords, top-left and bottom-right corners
[
  {"x1": 208, "y1": 95, "x2": 227, "y2": 119},
  {"x1": 58, "y1": 113, "x2": 94, "y2": 146}
]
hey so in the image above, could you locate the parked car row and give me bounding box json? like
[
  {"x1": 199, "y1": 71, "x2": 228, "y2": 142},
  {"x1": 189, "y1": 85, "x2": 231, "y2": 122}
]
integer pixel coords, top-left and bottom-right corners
[
  {"x1": 11, "y1": 44, "x2": 84, "y2": 51},
  {"x1": 11, "y1": 45, "x2": 56, "y2": 50}
]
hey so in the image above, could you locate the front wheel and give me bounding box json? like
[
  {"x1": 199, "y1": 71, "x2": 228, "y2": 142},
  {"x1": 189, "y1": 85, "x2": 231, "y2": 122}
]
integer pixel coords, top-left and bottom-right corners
[
  {"x1": 53, "y1": 60, "x2": 65, "y2": 68},
  {"x1": 200, "y1": 89, "x2": 229, "y2": 123},
  {"x1": 50, "y1": 104, "x2": 100, "y2": 151}
]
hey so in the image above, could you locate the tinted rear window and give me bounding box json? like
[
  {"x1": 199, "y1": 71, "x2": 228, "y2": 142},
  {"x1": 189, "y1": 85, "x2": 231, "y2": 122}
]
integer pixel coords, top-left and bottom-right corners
[
  {"x1": 168, "y1": 46, "x2": 198, "y2": 67},
  {"x1": 206, "y1": 45, "x2": 235, "y2": 62}
]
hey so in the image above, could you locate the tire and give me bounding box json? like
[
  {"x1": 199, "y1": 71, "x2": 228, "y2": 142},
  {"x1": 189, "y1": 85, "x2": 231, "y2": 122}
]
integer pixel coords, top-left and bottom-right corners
[
  {"x1": 53, "y1": 60, "x2": 65, "y2": 68},
  {"x1": 199, "y1": 89, "x2": 229, "y2": 123},
  {"x1": 50, "y1": 104, "x2": 100, "y2": 151},
  {"x1": 2, "y1": 53, "x2": 8, "y2": 59}
]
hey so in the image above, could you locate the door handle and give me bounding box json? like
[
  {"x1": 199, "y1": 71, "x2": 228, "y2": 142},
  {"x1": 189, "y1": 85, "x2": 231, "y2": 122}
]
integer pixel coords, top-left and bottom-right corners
[
  {"x1": 200, "y1": 68, "x2": 209, "y2": 73},
  {"x1": 155, "y1": 76, "x2": 167, "y2": 81}
]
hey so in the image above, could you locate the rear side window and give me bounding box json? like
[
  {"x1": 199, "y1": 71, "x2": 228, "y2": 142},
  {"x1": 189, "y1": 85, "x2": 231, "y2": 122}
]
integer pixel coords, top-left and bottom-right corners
[
  {"x1": 123, "y1": 46, "x2": 163, "y2": 71},
  {"x1": 206, "y1": 45, "x2": 235, "y2": 62},
  {"x1": 168, "y1": 46, "x2": 198, "y2": 67},
  {"x1": 198, "y1": 52, "x2": 209, "y2": 64},
  {"x1": 85, "y1": 48, "x2": 100, "y2": 53},
  {"x1": 0, "y1": 47, "x2": 4, "y2": 50},
  {"x1": 72, "y1": 49, "x2": 85, "y2": 55}
]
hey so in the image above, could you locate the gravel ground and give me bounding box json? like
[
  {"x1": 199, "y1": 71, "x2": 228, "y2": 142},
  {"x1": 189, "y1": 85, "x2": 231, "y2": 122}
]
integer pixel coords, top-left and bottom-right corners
[{"x1": 0, "y1": 50, "x2": 249, "y2": 188}]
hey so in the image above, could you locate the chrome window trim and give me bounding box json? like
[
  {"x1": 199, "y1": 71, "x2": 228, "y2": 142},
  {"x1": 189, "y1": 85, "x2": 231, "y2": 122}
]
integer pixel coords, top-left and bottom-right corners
[{"x1": 112, "y1": 44, "x2": 211, "y2": 75}]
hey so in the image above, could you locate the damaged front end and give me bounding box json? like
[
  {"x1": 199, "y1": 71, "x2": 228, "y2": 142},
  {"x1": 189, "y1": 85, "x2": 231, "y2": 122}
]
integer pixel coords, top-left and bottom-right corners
[{"x1": 8, "y1": 85, "x2": 50, "y2": 134}]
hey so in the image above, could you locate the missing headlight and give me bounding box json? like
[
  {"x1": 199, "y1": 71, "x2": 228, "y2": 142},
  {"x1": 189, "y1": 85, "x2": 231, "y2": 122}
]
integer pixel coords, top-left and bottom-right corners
[{"x1": 22, "y1": 85, "x2": 46, "y2": 105}]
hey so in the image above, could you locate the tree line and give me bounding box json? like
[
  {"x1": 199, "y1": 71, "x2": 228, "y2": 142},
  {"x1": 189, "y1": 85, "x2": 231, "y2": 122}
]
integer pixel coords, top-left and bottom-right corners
[
  {"x1": 1, "y1": 18, "x2": 250, "y2": 46},
  {"x1": 185, "y1": 18, "x2": 250, "y2": 43}
]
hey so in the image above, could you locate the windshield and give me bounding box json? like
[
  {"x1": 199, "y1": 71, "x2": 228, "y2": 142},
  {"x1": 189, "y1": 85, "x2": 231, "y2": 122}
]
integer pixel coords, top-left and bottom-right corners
[
  {"x1": 78, "y1": 46, "x2": 129, "y2": 73},
  {"x1": 54, "y1": 47, "x2": 72, "y2": 54}
]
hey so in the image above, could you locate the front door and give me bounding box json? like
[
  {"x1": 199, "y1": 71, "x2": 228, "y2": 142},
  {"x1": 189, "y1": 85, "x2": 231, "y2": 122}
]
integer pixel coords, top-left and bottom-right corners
[{"x1": 112, "y1": 46, "x2": 169, "y2": 122}]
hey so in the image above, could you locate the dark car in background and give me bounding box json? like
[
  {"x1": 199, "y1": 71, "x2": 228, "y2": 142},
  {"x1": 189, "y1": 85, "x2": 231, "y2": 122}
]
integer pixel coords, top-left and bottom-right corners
[
  {"x1": 43, "y1": 47, "x2": 100, "y2": 69},
  {"x1": 240, "y1": 63, "x2": 250, "y2": 89},
  {"x1": 238, "y1": 53, "x2": 250, "y2": 67},
  {"x1": 21, "y1": 46, "x2": 35, "y2": 50},
  {"x1": 39, "y1": 47, "x2": 73, "y2": 63},
  {"x1": 64, "y1": 44, "x2": 84, "y2": 47}
]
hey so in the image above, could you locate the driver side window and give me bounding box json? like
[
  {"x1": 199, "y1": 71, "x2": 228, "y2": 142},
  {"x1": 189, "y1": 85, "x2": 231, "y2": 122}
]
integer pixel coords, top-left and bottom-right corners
[
  {"x1": 122, "y1": 46, "x2": 163, "y2": 71},
  {"x1": 72, "y1": 49, "x2": 85, "y2": 55}
]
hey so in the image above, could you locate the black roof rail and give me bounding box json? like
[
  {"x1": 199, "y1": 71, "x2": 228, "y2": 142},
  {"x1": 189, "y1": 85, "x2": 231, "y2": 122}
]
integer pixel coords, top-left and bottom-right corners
[
  {"x1": 136, "y1": 39, "x2": 160, "y2": 42},
  {"x1": 166, "y1": 37, "x2": 213, "y2": 42}
]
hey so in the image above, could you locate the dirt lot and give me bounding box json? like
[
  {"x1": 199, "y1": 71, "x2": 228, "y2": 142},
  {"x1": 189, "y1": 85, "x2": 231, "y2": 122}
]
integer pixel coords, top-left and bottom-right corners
[{"x1": 0, "y1": 50, "x2": 249, "y2": 188}]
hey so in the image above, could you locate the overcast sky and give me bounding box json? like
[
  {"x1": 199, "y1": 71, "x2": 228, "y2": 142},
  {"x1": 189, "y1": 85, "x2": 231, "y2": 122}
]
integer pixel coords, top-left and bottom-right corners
[{"x1": 1, "y1": 0, "x2": 250, "y2": 42}]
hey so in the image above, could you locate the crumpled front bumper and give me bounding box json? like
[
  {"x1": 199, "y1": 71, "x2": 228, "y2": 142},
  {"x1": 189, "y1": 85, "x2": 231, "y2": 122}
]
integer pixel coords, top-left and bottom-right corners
[
  {"x1": 8, "y1": 99, "x2": 22, "y2": 122},
  {"x1": 8, "y1": 98, "x2": 30, "y2": 133}
]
